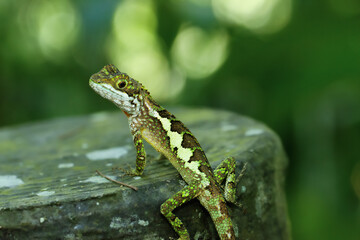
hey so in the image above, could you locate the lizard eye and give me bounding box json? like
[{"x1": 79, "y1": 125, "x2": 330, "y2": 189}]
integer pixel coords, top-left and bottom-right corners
[{"x1": 117, "y1": 80, "x2": 127, "y2": 89}]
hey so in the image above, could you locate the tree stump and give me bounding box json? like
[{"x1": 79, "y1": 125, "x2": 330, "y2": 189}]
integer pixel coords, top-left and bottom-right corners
[{"x1": 0, "y1": 108, "x2": 291, "y2": 240}]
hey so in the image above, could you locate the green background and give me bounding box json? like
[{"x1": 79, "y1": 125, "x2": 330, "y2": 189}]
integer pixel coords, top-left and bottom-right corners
[{"x1": 1, "y1": 1, "x2": 359, "y2": 239}]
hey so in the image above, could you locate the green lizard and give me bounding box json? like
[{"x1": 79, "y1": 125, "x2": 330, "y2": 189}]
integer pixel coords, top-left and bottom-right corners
[{"x1": 89, "y1": 64, "x2": 243, "y2": 240}]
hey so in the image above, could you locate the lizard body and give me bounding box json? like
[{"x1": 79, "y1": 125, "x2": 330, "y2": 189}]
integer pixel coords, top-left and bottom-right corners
[{"x1": 89, "y1": 64, "x2": 241, "y2": 240}]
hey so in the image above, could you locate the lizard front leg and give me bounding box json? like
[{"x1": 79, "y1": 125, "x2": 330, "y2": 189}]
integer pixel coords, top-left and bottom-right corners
[
  {"x1": 213, "y1": 157, "x2": 237, "y2": 203},
  {"x1": 160, "y1": 183, "x2": 203, "y2": 240},
  {"x1": 214, "y1": 157, "x2": 247, "y2": 203},
  {"x1": 122, "y1": 131, "x2": 146, "y2": 176}
]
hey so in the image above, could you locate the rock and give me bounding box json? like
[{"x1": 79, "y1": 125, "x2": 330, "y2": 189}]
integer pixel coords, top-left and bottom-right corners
[{"x1": 0, "y1": 108, "x2": 291, "y2": 240}]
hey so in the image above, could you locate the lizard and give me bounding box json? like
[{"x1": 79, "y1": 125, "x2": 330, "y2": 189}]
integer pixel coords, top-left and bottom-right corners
[{"x1": 89, "y1": 64, "x2": 244, "y2": 240}]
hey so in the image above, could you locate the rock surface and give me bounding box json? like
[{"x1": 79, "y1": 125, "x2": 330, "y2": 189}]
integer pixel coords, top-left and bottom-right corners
[{"x1": 0, "y1": 108, "x2": 291, "y2": 240}]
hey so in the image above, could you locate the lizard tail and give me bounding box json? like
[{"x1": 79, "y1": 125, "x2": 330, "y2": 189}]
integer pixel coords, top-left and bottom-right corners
[{"x1": 198, "y1": 189, "x2": 236, "y2": 240}]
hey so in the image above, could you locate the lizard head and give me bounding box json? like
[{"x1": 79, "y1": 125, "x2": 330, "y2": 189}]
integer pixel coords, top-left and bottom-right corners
[{"x1": 89, "y1": 64, "x2": 147, "y2": 117}]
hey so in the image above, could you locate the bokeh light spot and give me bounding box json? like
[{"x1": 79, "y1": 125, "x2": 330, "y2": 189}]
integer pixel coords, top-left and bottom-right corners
[
  {"x1": 212, "y1": 0, "x2": 292, "y2": 34},
  {"x1": 171, "y1": 25, "x2": 229, "y2": 79},
  {"x1": 36, "y1": 0, "x2": 80, "y2": 61},
  {"x1": 107, "y1": 0, "x2": 184, "y2": 100}
]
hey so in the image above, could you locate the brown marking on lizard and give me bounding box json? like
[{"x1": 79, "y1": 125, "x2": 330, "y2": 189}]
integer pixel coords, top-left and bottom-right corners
[
  {"x1": 181, "y1": 133, "x2": 198, "y2": 149},
  {"x1": 170, "y1": 120, "x2": 188, "y2": 134}
]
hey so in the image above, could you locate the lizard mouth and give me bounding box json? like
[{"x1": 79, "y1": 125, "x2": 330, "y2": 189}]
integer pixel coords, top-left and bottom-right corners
[{"x1": 89, "y1": 80, "x2": 137, "y2": 115}]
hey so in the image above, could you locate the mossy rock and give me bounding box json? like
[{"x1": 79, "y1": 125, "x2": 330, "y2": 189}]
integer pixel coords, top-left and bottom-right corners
[{"x1": 0, "y1": 108, "x2": 291, "y2": 240}]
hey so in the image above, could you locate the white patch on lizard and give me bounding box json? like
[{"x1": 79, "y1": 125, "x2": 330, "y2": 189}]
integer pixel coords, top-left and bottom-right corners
[
  {"x1": 146, "y1": 101, "x2": 159, "y2": 118},
  {"x1": 0, "y1": 175, "x2": 24, "y2": 188},
  {"x1": 184, "y1": 161, "x2": 201, "y2": 175},
  {"x1": 146, "y1": 102, "x2": 209, "y2": 187},
  {"x1": 113, "y1": 90, "x2": 135, "y2": 112},
  {"x1": 158, "y1": 115, "x2": 171, "y2": 131},
  {"x1": 86, "y1": 147, "x2": 128, "y2": 161},
  {"x1": 167, "y1": 130, "x2": 185, "y2": 148},
  {"x1": 156, "y1": 112, "x2": 193, "y2": 161},
  {"x1": 131, "y1": 97, "x2": 141, "y2": 116},
  {"x1": 177, "y1": 146, "x2": 193, "y2": 162}
]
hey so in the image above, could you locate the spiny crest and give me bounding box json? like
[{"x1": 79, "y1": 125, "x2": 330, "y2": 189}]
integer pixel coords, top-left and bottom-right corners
[{"x1": 104, "y1": 64, "x2": 121, "y2": 76}]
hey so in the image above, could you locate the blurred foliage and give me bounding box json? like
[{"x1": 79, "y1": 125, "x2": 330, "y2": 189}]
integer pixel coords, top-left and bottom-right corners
[{"x1": 1, "y1": 0, "x2": 360, "y2": 239}]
